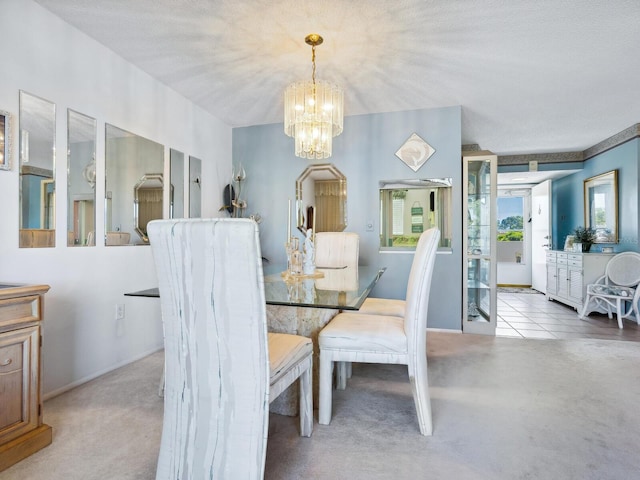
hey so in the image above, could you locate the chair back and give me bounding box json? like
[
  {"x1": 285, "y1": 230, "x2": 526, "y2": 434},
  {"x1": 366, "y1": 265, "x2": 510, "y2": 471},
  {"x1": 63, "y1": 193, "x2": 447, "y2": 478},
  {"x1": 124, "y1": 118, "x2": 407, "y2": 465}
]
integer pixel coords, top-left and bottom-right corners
[
  {"x1": 314, "y1": 232, "x2": 359, "y2": 268},
  {"x1": 404, "y1": 228, "x2": 440, "y2": 355},
  {"x1": 148, "y1": 218, "x2": 269, "y2": 480},
  {"x1": 605, "y1": 252, "x2": 640, "y2": 287}
]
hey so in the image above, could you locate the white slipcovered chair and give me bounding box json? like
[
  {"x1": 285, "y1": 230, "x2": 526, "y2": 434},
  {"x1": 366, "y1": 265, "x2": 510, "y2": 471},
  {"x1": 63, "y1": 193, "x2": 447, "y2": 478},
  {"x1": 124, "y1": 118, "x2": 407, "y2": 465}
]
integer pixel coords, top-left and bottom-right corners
[
  {"x1": 579, "y1": 251, "x2": 640, "y2": 329},
  {"x1": 314, "y1": 231, "x2": 359, "y2": 268},
  {"x1": 148, "y1": 218, "x2": 313, "y2": 480},
  {"x1": 318, "y1": 228, "x2": 440, "y2": 436}
]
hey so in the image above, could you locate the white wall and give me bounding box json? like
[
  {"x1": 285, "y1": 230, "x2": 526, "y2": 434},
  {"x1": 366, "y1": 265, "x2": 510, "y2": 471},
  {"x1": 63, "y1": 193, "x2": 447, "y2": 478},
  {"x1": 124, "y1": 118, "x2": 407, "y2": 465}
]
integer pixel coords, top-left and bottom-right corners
[{"x1": 0, "y1": 0, "x2": 231, "y2": 397}]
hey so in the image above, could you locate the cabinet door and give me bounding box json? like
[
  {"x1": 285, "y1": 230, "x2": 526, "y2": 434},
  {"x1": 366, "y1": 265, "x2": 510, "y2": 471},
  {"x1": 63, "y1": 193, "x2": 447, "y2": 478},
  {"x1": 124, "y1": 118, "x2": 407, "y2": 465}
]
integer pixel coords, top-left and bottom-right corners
[
  {"x1": 546, "y1": 264, "x2": 558, "y2": 295},
  {"x1": 0, "y1": 326, "x2": 39, "y2": 444},
  {"x1": 557, "y1": 265, "x2": 569, "y2": 299},
  {"x1": 462, "y1": 153, "x2": 496, "y2": 334},
  {"x1": 568, "y1": 268, "x2": 583, "y2": 304}
]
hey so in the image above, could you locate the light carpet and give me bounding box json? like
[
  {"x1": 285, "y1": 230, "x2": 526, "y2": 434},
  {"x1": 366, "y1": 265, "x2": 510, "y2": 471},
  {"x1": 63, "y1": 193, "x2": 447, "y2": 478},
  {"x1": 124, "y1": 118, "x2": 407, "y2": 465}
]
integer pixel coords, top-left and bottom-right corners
[{"x1": 2, "y1": 332, "x2": 639, "y2": 479}]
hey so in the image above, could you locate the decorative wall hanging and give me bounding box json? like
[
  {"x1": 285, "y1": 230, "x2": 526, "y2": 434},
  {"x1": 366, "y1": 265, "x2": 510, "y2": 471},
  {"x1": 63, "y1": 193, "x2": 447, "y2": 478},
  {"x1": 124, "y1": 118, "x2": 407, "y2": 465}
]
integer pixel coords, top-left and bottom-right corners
[{"x1": 395, "y1": 133, "x2": 435, "y2": 172}]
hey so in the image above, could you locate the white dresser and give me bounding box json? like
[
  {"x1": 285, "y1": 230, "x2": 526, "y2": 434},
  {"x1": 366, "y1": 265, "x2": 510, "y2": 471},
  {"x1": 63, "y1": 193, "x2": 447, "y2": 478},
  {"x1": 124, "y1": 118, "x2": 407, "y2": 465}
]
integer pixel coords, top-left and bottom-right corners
[{"x1": 546, "y1": 250, "x2": 614, "y2": 311}]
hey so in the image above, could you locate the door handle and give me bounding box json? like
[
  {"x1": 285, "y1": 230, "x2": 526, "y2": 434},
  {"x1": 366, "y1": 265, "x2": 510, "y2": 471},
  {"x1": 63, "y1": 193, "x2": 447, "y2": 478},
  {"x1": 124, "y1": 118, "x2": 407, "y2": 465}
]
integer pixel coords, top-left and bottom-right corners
[{"x1": 542, "y1": 244, "x2": 550, "y2": 247}]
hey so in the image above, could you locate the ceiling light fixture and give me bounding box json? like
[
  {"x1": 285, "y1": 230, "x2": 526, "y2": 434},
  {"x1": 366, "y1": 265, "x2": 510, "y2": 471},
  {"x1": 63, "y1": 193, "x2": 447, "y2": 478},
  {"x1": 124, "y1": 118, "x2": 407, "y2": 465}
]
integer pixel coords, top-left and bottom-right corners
[{"x1": 284, "y1": 34, "x2": 343, "y2": 159}]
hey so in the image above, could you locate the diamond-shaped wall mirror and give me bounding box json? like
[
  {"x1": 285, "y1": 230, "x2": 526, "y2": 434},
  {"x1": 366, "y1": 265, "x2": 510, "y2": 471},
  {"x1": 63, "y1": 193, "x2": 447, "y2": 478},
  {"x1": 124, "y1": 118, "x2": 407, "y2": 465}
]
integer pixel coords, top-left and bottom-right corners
[{"x1": 395, "y1": 133, "x2": 435, "y2": 172}]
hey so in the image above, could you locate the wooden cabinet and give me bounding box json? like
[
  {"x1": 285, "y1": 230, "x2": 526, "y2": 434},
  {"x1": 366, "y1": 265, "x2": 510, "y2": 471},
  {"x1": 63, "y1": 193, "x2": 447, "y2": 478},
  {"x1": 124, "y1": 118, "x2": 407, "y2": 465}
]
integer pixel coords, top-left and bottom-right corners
[
  {"x1": 0, "y1": 284, "x2": 51, "y2": 472},
  {"x1": 545, "y1": 251, "x2": 613, "y2": 310}
]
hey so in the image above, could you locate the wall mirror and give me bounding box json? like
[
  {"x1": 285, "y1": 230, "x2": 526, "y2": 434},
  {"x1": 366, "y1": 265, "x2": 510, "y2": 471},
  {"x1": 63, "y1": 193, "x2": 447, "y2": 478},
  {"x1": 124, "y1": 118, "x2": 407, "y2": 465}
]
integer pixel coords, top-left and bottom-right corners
[
  {"x1": 584, "y1": 169, "x2": 618, "y2": 243},
  {"x1": 19, "y1": 91, "x2": 56, "y2": 248},
  {"x1": 296, "y1": 163, "x2": 346, "y2": 233},
  {"x1": 379, "y1": 178, "x2": 453, "y2": 250},
  {"x1": 105, "y1": 124, "x2": 164, "y2": 245},
  {"x1": 0, "y1": 109, "x2": 11, "y2": 170},
  {"x1": 170, "y1": 149, "x2": 184, "y2": 218},
  {"x1": 189, "y1": 156, "x2": 201, "y2": 218},
  {"x1": 67, "y1": 110, "x2": 96, "y2": 246}
]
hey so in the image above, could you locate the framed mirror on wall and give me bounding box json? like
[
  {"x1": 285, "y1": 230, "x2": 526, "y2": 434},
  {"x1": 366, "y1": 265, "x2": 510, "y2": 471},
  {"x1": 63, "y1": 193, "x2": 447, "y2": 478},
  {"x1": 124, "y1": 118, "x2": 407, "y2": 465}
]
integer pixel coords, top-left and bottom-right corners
[
  {"x1": 105, "y1": 124, "x2": 164, "y2": 245},
  {"x1": 0, "y1": 109, "x2": 12, "y2": 170},
  {"x1": 19, "y1": 91, "x2": 56, "y2": 248},
  {"x1": 379, "y1": 178, "x2": 453, "y2": 250},
  {"x1": 584, "y1": 169, "x2": 618, "y2": 243},
  {"x1": 67, "y1": 110, "x2": 97, "y2": 246},
  {"x1": 296, "y1": 163, "x2": 347, "y2": 234},
  {"x1": 169, "y1": 149, "x2": 185, "y2": 218},
  {"x1": 189, "y1": 156, "x2": 201, "y2": 218}
]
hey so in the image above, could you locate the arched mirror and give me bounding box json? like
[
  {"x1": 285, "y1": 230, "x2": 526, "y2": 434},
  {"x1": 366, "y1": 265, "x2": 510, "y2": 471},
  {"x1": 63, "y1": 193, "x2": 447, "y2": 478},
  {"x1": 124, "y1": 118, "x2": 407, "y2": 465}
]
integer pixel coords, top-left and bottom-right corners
[
  {"x1": 105, "y1": 124, "x2": 164, "y2": 245},
  {"x1": 134, "y1": 173, "x2": 163, "y2": 243},
  {"x1": 67, "y1": 110, "x2": 96, "y2": 246},
  {"x1": 296, "y1": 163, "x2": 346, "y2": 234},
  {"x1": 19, "y1": 91, "x2": 56, "y2": 248},
  {"x1": 169, "y1": 149, "x2": 184, "y2": 218}
]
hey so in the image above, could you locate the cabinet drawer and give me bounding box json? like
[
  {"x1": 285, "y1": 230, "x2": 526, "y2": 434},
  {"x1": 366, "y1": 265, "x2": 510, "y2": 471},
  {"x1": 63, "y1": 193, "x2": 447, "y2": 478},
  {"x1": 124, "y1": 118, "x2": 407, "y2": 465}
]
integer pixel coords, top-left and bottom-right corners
[
  {"x1": 568, "y1": 254, "x2": 583, "y2": 262},
  {"x1": 556, "y1": 252, "x2": 568, "y2": 260},
  {"x1": 546, "y1": 253, "x2": 557, "y2": 262},
  {"x1": 556, "y1": 257, "x2": 568, "y2": 265},
  {"x1": 0, "y1": 295, "x2": 42, "y2": 331},
  {"x1": 0, "y1": 343, "x2": 23, "y2": 374}
]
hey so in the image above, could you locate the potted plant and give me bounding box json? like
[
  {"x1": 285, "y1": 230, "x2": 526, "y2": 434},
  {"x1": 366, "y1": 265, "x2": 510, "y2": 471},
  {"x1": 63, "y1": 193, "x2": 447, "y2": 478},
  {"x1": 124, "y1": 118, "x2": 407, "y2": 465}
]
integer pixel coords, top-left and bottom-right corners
[{"x1": 573, "y1": 226, "x2": 596, "y2": 252}]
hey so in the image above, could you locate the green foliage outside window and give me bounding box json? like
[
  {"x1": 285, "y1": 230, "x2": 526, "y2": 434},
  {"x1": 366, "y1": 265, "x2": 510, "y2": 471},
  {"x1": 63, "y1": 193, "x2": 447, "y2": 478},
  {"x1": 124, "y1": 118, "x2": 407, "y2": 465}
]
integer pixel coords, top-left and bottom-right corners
[{"x1": 498, "y1": 215, "x2": 524, "y2": 242}]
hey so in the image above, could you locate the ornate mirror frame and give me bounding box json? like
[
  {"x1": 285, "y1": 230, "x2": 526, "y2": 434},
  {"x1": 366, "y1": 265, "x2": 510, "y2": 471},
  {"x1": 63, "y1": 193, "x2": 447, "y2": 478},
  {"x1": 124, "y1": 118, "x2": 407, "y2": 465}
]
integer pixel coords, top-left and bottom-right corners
[
  {"x1": 296, "y1": 163, "x2": 347, "y2": 234},
  {"x1": 584, "y1": 169, "x2": 618, "y2": 243}
]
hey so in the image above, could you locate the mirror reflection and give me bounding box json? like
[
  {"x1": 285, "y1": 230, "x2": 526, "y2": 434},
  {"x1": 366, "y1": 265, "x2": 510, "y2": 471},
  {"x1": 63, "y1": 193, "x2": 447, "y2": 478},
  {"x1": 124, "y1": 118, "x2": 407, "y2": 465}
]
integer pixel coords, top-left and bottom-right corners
[
  {"x1": 189, "y1": 156, "x2": 201, "y2": 218},
  {"x1": 296, "y1": 163, "x2": 346, "y2": 234},
  {"x1": 170, "y1": 149, "x2": 184, "y2": 218},
  {"x1": 19, "y1": 91, "x2": 56, "y2": 248},
  {"x1": 134, "y1": 173, "x2": 163, "y2": 242},
  {"x1": 67, "y1": 110, "x2": 96, "y2": 246},
  {"x1": 379, "y1": 178, "x2": 453, "y2": 250},
  {"x1": 105, "y1": 124, "x2": 164, "y2": 245},
  {"x1": 584, "y1": 170, "x2": 618, "y2": 243}
]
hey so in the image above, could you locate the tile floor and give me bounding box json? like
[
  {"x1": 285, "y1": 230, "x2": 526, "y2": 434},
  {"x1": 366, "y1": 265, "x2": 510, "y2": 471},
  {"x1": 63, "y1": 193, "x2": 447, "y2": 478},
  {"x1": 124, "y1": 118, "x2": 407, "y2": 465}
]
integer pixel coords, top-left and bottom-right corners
[{"x1": 496, "y1": 289, "x2": 640, "y2": 341}]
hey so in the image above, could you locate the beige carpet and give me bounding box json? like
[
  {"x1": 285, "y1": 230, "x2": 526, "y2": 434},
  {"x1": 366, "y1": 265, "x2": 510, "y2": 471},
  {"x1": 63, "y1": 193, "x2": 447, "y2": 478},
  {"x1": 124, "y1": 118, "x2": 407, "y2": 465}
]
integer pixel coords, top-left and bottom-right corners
[{"x1": 2, "y1": 332, "x2": 640, "y2": 479}]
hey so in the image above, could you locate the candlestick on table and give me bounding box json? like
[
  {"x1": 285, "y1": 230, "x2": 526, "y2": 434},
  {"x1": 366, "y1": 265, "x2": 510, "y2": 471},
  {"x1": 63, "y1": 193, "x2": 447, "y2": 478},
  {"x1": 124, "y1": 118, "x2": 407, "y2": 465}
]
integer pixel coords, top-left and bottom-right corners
[
  {"x1": 287, "y1": 199, "x2": 291, "y2": 242},
  {"x1": 312, "y1": 208, "x2": 316, "y2": 244}
]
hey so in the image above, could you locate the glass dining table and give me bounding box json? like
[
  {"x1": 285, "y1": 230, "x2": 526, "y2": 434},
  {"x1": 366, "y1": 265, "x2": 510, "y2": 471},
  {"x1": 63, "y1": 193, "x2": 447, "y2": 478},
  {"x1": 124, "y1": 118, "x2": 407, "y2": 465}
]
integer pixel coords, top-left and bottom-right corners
[
  {"x1": 125, "y1": 264, "x2": 386, "y2": 310},
  {"x1": 126, "y1": 264, "x2": 386, "y2": 415}
]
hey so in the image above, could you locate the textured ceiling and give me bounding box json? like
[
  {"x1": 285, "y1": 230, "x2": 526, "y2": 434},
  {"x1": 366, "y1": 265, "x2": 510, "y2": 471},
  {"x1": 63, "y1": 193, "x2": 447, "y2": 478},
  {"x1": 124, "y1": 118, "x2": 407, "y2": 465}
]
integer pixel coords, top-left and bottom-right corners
[{"x1": 34, "y1": 0, "x2": 640, "y2": 155}]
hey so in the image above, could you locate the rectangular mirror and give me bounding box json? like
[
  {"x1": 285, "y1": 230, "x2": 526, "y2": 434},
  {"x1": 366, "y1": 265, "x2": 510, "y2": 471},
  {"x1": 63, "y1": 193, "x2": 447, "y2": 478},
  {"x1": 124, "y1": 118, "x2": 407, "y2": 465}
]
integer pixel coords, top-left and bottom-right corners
[
  {"x1": 19, "y1": 91, "x2": 56, "y2": 248},
  {"x1": 105, "y1": 124, "x2": 164, "y2": 245},
  {"x1": 0, "y1": 109, "x2": 11, "y2": 170},
  {"x1": 189, "y1": 156, "x2": 201, "y2": 218},
  {"x1": 584, "y1": 169, "x2": 618, "y2": 243},
  {"x1": 169, "y1": 149, "x2": 185, "y2": 218},
  {"x1": 67, "y1": 110, "x2": 96, "y2": 246},
  {"x1": 379, "y1": 178, "x2": 452, "y2": 250}
]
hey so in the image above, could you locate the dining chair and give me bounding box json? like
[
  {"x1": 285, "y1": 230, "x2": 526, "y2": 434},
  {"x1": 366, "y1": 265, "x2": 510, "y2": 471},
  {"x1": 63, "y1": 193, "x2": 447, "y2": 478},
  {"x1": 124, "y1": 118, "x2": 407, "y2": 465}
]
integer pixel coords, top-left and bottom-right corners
[
  {"x1": 579, "y1": 251, "x2": 640, "y2": 328},
  {"x1": 314, "y1": 232, "x2": 359, "y2": 268},
  {"x1": 148, "y1": 218, "x2": 313, "y2": 480},
  {"x1": 318, "y1": 228, "x2": 440, "y2": 436}
]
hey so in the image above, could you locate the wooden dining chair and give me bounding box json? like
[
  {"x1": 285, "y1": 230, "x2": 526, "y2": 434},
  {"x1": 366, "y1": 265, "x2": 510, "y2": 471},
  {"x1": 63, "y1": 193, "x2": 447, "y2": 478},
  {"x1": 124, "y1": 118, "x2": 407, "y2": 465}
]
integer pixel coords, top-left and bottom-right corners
[
  {"x1": 318, "y1": 228, "x2": 440, "y2": 436},
  {"x1": 148, "y1": 218, "x2": 313, "y2": 479}
]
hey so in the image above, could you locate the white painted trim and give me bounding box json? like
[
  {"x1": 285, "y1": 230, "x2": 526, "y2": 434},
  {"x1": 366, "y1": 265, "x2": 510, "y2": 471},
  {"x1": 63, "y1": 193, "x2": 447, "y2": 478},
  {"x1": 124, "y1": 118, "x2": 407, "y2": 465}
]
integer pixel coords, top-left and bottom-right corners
[{"x1": 427, "y1": 327, "x2": 462, "y2": 333}]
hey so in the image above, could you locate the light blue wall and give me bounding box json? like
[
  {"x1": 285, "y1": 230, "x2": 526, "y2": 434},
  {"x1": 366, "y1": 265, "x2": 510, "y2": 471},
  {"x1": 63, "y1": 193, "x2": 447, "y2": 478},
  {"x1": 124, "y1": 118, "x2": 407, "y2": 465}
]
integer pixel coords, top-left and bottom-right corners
[
  {"x1": 552, "y1": 138, "x2": 640, "y2": 252},
  {"x1": 233, "y1": 106, "x2": 463, "y2": 330}
]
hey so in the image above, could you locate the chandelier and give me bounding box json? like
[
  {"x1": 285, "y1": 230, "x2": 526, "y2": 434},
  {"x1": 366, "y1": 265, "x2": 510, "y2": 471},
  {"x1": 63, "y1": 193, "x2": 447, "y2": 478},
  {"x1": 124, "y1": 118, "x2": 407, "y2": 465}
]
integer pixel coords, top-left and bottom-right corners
[{"x1": 284, "y1": 34, "x2": 343, "y2": 159}]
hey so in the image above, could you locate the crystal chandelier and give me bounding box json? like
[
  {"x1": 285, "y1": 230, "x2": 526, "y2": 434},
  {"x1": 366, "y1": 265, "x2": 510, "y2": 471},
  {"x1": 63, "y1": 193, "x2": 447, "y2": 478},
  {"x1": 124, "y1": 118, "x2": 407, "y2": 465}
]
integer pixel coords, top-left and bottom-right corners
[{"x1": 284, "y1": 34, "x2": 343, "y2": 159}]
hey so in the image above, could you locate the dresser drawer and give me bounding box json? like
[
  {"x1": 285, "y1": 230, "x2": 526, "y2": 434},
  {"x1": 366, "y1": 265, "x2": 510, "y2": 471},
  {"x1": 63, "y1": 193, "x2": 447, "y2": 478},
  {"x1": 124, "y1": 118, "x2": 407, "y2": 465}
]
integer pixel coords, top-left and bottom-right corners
[
  {"x1": 0, "y1": 343, "x2": 23, "y2": 374},
  {"x1": 0, "y1": 295, "x2": 42, "y2": 331}
]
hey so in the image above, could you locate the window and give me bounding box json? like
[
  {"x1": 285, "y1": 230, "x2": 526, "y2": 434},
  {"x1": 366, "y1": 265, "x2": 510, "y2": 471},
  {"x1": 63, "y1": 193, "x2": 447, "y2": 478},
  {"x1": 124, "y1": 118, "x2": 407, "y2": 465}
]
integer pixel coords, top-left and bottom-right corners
[
  {"x1": 497, "y1": 195, "x2": 524, "y2": 263},
  {"x1": 379, "y1": 178, "x2": 452, "y2": 250}
]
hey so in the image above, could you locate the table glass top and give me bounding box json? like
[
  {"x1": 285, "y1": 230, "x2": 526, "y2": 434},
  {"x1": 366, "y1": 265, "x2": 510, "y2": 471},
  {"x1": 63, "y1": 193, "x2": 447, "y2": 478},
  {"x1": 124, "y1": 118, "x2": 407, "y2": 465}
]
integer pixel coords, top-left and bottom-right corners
[{"x1": 125, "y1": 265, "x2": 386, "y2": 311}]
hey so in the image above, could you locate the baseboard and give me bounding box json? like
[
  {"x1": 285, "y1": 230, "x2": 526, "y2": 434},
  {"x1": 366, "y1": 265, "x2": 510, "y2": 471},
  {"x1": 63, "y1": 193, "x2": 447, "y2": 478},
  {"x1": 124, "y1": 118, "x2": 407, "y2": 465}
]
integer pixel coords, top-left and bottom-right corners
[
  {"x1": 427, "y1": 327, "x2": 462, "y2": 333},
  {"x1": 43, "y1": 345, "x2": 164, "y2": 401}
]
